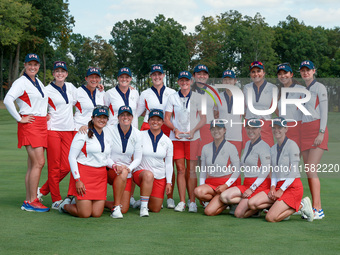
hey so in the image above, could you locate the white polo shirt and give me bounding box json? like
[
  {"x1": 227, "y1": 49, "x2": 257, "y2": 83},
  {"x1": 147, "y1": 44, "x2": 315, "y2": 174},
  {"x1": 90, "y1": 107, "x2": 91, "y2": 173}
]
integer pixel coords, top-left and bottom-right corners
[
  {"x1": 136, "y1": 130, "x2": 173, "y2": 183},
  {"x1": 46, "y1": 82, "x2": 77, "y2": 131},
  {"x1": 277, "y1": 84, "x2": 304, "y2": 122}
]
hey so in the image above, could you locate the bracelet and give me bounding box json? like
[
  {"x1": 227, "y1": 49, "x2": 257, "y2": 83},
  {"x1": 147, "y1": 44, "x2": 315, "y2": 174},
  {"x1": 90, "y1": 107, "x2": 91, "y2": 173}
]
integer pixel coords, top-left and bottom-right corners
[
  {"x1": 75, "y1": 178, "x2": 80, "y2": 182},
  {"x1": 173, "y1": 128, "x2": 178, "y2": 132}
]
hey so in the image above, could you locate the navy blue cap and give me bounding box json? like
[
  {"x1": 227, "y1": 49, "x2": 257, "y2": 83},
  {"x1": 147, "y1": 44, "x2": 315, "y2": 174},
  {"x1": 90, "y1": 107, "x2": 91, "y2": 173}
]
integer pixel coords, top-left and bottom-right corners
[
  {"x1": 150, "y1": 64, "x2": 164, "y2": 74},
  {"x1": 210, "y1": 120, "x2": 226, "y2": 129},
  {"x1": 222, "y1": 70, "x2": 236, "y2": 78},
  {"x1": 86, "y1": 67, "x2": 101, "y2": 77},
  {"x1": 149, "y1": 109, "x2": 164, "y2": 120},
  {"x1": 194, "y1": 64, "x2": 209, "y2": 74},
  {"x1": 25, "y1": 53, "x2": 40, "y2": 63},
  {"x1": 53, "y1": 61, "x2": 67, "y2": 71},
  {"x1": 118, "y1": 105, "x2": 133, "y2": 116},
  {"x1": 299, "y1": 60, "x2": 315, "y2": 70},
  {"x1": 272, "y1": 117, "x2": 287, "y2": 127},
  {"x1": 178, "y1": 71, "x2": 192, "y2": 80},
  {"x1": 246, "y1": 118, "x2": 263, "y2": 127},
  {"x1": 92, "y1": 106, "x2": 109, "y2": 117},
  {"x1": 277, "y1": 64, "x2": 292, "y2": 73},
  {"x1": 118, "y1": 67, "x2": 132, "y2": 77}
]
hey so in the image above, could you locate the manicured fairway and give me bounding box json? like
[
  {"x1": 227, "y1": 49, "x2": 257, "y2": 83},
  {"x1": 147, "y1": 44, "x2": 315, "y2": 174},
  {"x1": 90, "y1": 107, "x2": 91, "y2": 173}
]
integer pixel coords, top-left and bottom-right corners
[{"x1": 0, "y1": 109, "x2": 339, "y2": 255}]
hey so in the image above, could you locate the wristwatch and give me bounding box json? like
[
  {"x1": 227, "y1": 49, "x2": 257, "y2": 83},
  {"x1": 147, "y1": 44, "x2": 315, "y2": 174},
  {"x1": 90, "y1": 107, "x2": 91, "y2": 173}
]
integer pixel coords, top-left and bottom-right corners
[{"x1": 319, "y1": 129, "x2": 325, "y2": 134}]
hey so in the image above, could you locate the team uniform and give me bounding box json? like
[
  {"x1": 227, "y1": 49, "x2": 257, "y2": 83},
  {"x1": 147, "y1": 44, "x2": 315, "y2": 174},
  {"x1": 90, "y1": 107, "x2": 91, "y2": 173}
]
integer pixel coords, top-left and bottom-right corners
[
  {"x1": 199, "y1": 140, "x2": 241, "y2": 189},
  {"x1": 39, "y1": 82, "x2": 77, "y2": 203},
  {"x1": 106, "y1": 124, "x2": 142, "y2": 190},
  {"x1": 73, "y1": 85, "x2": 105, "y2": 130},
  {"x1": 266, "y1": 137, "x2": 303, "y2": 211},
  {"x1": 68, "y1": 126, "x2": 114, "y2": 200},
  {"x1": 233, "y1": 137, "x2": 271, "y2": 198},
  {"x1": 217, "y1": 90, "x2": 243, "y2": 156},
  {"x1": 104, "y1": 86, "x2": 139, "y2": 128},
  {"x1": 136, "y1": 85, "x2": 176, "y2": 136},
  {"x1": 301, "y1": 80, "x2": 329, "y2": 151},
  {"x1": 165, "y1": 90, "x2": 201, "y2": 160},
  {"x1": 133, "y1": 130, "x2": 173, "y2": 198},
  {"x1": 243, "y1": 81, "x2": 278, "y2": 147},
  {"x1": 192, "y1": 83, "x2": 218, "y2": 153},
  {"x1": 277, "y1": 84, "x2": 304, "y2": 148},
  {"x1": 4, "y1": 73, "x2": 48, "y2": 148}
]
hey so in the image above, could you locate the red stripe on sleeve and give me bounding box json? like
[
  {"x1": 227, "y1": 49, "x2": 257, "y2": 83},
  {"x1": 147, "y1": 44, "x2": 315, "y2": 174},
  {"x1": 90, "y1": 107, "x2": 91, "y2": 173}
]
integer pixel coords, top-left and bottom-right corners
[
  {"x1": 315, "y1": 95, "x2": 319, "y2": 109},
  {"x1": 48, "y1": 97, "x2": 56, "y2": 111},
  {"x1": 257, "y1": 156, "x2": 261, "y2": 168},
  {"x1": 109, "y1": 104, "x2": 114, "y2": 115},
  {"x1": 145, "y1": 99, "x2": 149, "y2": 111},
  {"x1": 18, "y1": 91, "x2": 31, "y2": 107},
  {"x1": 75, "y1": 101, "x2": 82, "y2": 113},
  {"x1": 226, "y1": 157, "x2": 231, "y2": 168},
  {"x1": 81, "y1": 141, "x2": 87, "y2": 157}
]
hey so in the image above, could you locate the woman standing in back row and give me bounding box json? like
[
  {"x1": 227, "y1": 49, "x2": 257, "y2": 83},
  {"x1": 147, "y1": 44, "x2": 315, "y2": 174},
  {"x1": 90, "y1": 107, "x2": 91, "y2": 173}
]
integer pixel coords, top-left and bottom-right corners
[
  {"x1": 4, "y1": 53, "x2": 49, "y2": 212},
  {"x1": 299, "y1": 60, "x2": 328, "y2": 220}
]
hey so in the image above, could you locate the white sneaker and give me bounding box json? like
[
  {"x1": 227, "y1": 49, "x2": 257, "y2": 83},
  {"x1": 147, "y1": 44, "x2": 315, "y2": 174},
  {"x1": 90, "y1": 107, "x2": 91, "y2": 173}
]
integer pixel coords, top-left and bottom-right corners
[
  {"x1": 229, "y1": 204, "x2": 238, "y2": 215},
  {"x1": 283, "y1": 216, "x2": 291, "y2": 221},
  {"x1": 133, "y1": 199, "x2": 141, "y2": 209},
  {"x1": 70, "y1": 196, "x2": 76, "y2": 204},
  {"x1": 187, "y1": 199, "x2": 191, "y2": 207},
  {"x1": 188, "y1": 202, "x2": 197, "y2": 213},
  {"x1": 203, "y1": 201, "x2": 209, "y2": 208},
  {"x1": 167, "y1": 198, "x2": 175, "y2": 209},
  {"x1": 51, "y1": 200, "x2": 63, "y2": 210},
  {"x1": 58, "y1": 197, "x2": 72, "y2": 213},
  {"x1": 130, "y1": 197, "x2": 136, "y2": 207},
  {"x1": 37, "y1": 187, "x2": 44, "y2": 202},
  {"x1": 110, "y1": 205, "x2": 123, "y2": 219},
  {"x1": 292, "y1": 211, "x2": 302, "y2": 216},
  {"x1": 313, "y1": 208, "x2": 325, "y2": 220},
  {"x1": 300, "y1": 197, "x2": 314, "y2": 222},
  {"x1": 140, "y1": 206, "x2": 149, "y2": 217},
  {"x1": 174, "y1": 202, "x2": 186, "y2": 212}
]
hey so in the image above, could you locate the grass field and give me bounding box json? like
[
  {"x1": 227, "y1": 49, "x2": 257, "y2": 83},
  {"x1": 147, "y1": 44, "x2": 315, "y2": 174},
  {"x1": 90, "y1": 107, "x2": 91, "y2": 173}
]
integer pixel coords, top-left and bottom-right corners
[{"x1": 0, "y1": 108, "x2": 340, "y2": 255}]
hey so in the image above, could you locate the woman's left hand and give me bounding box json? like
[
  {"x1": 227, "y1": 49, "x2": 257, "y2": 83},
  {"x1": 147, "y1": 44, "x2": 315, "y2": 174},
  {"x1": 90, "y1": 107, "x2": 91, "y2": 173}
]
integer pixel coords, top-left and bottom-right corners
[
  {"x1": 313, "y1": 133, "x2": 324, "y2": 147},
  {"x1": 215, "y1": 184, "x2": 228, "y2": 194},
  {"x1": 242, "y1": 188, "x2": 253, "y2": 198},
  {"x1": 76, "y1": 180, "x2": 86, "y2": 196},
  {"x1": 165, "y1": 183, "x2": 172, "y2": 195}
]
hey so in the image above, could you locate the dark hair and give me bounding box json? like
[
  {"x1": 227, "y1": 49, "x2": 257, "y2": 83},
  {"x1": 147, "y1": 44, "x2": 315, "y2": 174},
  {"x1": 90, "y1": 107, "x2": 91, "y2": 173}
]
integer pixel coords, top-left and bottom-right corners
[{"x1": 88, "y1": 119, "x2": 94, "y2": 138}]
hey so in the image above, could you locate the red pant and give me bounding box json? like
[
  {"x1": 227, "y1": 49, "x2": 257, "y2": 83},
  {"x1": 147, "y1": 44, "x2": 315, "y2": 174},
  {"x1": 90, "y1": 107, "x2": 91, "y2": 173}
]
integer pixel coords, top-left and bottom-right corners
[{"x1": 40, "y1": 130, "x2": 74, "y2": 202}]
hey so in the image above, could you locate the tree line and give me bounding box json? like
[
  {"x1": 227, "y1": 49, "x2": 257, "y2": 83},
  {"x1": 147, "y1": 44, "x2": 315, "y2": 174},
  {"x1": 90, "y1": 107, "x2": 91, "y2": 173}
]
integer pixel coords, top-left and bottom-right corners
[{"x1": 1, "y1": 1, "x2": 339, "y2": 100}]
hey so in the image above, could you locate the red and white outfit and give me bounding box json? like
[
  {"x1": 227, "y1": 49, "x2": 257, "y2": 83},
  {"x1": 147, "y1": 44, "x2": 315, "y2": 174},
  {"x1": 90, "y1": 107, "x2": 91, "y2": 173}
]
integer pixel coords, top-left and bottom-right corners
[
  {"x1": 243, "y1": 81, "x2": 278, "y2": 147},
  {"x1": 4, "y1": 74, "x2": 48, "y2": 148},
  {"x1": 39, "y1": 82, "x2": 77, "y2": 202},
  {"x1": 73, "y1": 85, "x2": 105, "y2": 131},
  {"x1": 104, "y1": 86, "x2": 139, "y2": 128},
  {"x1": 277, "y1": 84, "x2": 304, "y2": 148},
  {"x1": 106, "y1": 124, "x2": 142, "y2": 191},
  {"x1": 199, "y1": 140, "x2": 241, "y2": 190},
  {"x1": 233, "y1": 137, "x2": 271, "y2": 198},
  {"x1": 133, "y1": 130, "x2": 173, "y2": 198},
  {"x1": 217, "y1": 90, "x2": 243, "y2": 156},
  {"x1": 267, "y1": 137, "x2": 303, "y2": 211},
  {"x1": 301, "y1": 80, "x2": 328, "y2": 151},
  {"x1": 165, "y1": 90, "x2": 202, "y2": 160},
  {"x1": 68, "y1": 127, "x2": 115, "y2": 200},
  {"x1": 136, "y1": 85, "x2": 176, "y2": 136}
]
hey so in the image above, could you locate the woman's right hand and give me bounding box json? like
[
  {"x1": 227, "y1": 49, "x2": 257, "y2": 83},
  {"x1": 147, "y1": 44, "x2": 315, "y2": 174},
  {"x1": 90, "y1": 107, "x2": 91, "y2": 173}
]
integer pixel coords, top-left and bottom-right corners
[
  {"x1": 78, "y1": 125, "x2": 88, "y2": 134},
  {"x1": 20, "y1": 115, "x2": 35, "y2": 123},
  {"x1": 76, "y1": 180, "x2": 86, "y2": 196}
]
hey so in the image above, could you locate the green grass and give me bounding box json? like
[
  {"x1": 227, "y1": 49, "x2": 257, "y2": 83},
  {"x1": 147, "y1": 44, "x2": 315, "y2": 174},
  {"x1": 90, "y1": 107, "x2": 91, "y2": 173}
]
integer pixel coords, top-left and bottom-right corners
[{"x1": 0, "y1": 109, "x2": 340, "y2": 255}]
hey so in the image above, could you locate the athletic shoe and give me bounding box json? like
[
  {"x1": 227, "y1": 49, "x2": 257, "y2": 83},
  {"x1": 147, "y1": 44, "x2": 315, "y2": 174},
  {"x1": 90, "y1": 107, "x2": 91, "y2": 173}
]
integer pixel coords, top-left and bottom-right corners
[
  {"x1": 58, "y1": 197, "x2": 72, "y2": 213},
  {"x1": 188, "y1": 202, "x2": 197, "y2": 213},
  {"x1": 300, "y1": 197, "x2": 314, "y2": 222},
  {"x1": 29, "y1": 198, "x2": 50, "y2": 212},
  {"x1": 51, "y1": 200, "x2": 63, "y2": 210},
  {"x1": 174, "y1": 201, "x2": 186, "y2": 212},
  {"x1": 167, "y1": 198, "x2": 175, "y2": 209},
  {"x1": 110, "y1": 205, "x2": 123, "y2": 219},
  {"x1": 313, "y1": 208, "x2": 325, "y2": 220},
  {"x1": 21, "y1": 201, "x2": 34, "y2": 212},
  {"x1": 140, "y1": 206, "x2": 149, "y2": 217},
  {"x1": 130, "y1": 197, "x2": 136, "y2": 207},
  {"x1": 283, "y1": 216, "x2": 291, "y2": 221},
  {"x1": 37, "y1": 187, "x2": 44, "y2": 202},
  {"x1": 202, "y1": 201, "x2": 209, "y2": 209},
  {"x1": 187, "y1": 199, "x2": 190, "y2": 207},
  {"x1": 133, "y1": 199, "x2": 141, "y2": 209},
  {"x1": 229, "y1": 204, "x2": 238, "y2": 215},
  {"x1": 292, "y1": 211, "x2": 302, "y2": 216},
  {"x1": 70, "y1": 196, "x2": 76, "y2": 205}
]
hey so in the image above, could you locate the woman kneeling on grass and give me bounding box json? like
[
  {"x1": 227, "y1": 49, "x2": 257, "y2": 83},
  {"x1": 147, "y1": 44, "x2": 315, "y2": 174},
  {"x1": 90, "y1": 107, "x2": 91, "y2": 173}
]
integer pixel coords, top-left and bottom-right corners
[
  {"x1": 194, "y1": 120, "x2": 241, "y2": 216},
  {"x1": 132, "y1": 109, "x2": 173, "y2": 217},
  {"x1": 248, "y1": 117, "x2": 314, "y2": 222},
  {"x1": 59, "y1": 106, "x2": 115, "y2": 218}
]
